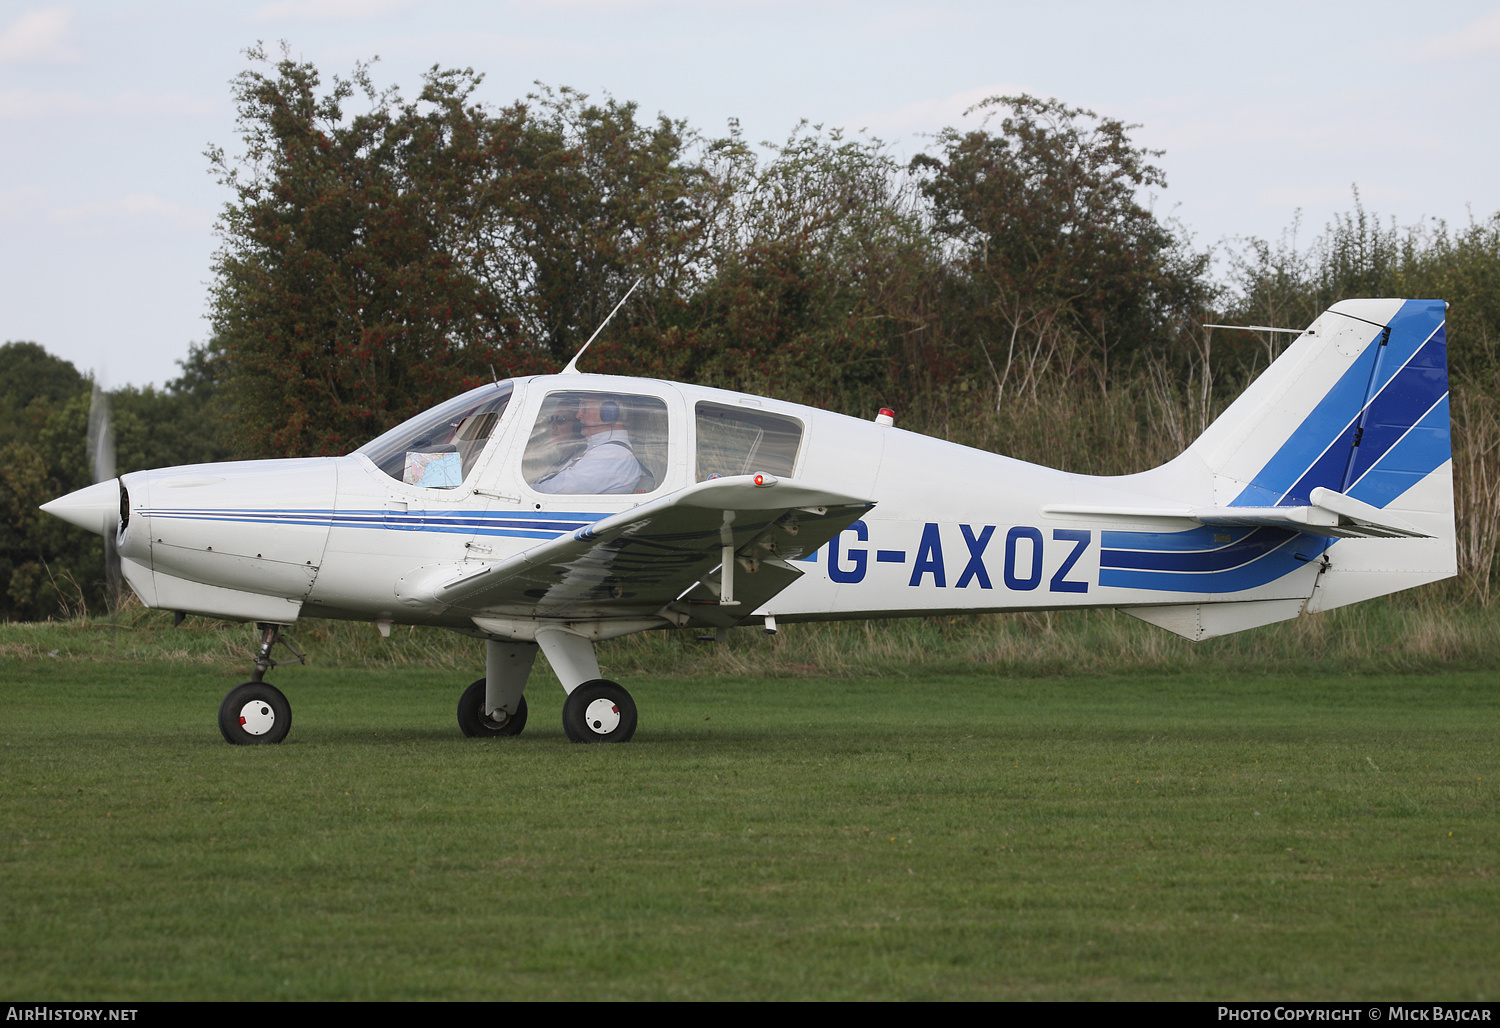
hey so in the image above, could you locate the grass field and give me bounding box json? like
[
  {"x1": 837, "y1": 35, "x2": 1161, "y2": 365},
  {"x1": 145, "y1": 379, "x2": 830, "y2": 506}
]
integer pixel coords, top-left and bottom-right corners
[{"x1": 1, "y1": 623, "x2": 1496, "y2": 1000}]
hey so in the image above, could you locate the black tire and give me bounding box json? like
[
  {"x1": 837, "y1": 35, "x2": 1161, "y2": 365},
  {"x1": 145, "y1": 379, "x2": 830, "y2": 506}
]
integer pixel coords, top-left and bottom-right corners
[
  {"x1": 457, "y1": 678, "x2": 528, "y2": 737},
  {"x1": 561, "y1": 679, "x2": 637, "y2": 743},
  {"x1": 218, "y1": 681, "x2": 291, "y2": 745}
]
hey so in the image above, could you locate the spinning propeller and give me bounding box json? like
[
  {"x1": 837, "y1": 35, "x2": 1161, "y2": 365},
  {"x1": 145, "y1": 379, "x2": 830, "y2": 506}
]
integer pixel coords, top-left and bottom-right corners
[{"x1": 86, "y1": 382, "x2": 122, "y2": 610}]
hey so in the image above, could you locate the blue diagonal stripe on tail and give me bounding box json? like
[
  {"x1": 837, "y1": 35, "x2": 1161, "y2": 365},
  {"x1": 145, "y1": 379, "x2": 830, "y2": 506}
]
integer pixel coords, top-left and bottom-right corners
[{"x1": 1232, "y1": 299, "x2": 1448, "y2": 511}]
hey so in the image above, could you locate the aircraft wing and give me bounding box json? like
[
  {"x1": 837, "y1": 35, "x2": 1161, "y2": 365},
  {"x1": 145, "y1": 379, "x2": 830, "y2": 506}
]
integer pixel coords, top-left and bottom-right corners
[{"x1": 395, "y1": 475, "x2": 873, "y2": 627}]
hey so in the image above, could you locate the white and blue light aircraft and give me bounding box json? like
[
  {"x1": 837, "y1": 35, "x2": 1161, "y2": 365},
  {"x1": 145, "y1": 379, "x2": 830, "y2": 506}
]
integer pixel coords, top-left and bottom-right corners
[{"x1": 42, "y1": 298, "x2": 1456, "y2": 744}]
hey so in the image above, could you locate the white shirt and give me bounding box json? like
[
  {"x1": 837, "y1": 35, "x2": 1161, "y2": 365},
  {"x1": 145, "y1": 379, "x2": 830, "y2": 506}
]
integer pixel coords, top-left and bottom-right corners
[{"x1": 531, "y1": 429, "x2": 642, "y2": 494}]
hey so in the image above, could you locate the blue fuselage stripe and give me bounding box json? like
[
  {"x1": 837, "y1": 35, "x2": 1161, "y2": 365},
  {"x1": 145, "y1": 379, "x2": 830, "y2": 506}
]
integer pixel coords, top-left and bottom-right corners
[
  {"x1": 1101, "y1": 527, "x2": 1296, "y2": 573},
  {"x1": 1100, "y1": 532, "x2": 1327, "y2": 594},
  {"x1": 140, "y1": 508, "x2": 604, "y2": 542}
]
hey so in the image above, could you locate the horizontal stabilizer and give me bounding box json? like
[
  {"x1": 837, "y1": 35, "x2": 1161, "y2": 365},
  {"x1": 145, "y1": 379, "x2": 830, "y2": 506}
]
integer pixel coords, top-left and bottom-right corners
[
  {"x1": 1044, "y1": 486, "x2": 1429, "y2": 539},
  {"x1": 1196, "y1": 487, "x2": 1429, "y2": 538}
]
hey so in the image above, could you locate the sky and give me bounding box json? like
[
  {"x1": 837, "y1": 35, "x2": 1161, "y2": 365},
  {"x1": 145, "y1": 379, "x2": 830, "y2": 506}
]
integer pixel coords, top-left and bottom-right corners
[{"x1": 2, "y1": 0, "x2": 1498, "y2": 388}]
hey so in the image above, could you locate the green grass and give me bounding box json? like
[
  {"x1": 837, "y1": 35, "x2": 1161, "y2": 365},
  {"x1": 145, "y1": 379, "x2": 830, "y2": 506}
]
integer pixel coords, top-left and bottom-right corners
[
  {"x1": 1, "y1": 652, "x2": 1496, "y2": 1000},
  {"x1": 6, "y1": 593, "x2": 1500, "y2": 681}
]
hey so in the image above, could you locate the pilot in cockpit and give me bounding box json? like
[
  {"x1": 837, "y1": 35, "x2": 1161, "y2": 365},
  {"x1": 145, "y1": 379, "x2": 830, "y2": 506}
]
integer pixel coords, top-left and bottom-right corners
[{"x1": 531, "y1": 396, "x2": 644, "y2": 494}]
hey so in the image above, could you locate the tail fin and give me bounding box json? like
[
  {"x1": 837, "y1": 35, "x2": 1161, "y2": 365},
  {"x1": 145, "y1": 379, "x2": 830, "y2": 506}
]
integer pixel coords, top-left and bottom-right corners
[
  {"x1": 1187, "y1": 299, "x2": 1451, "y2": 517},
  {"x1": 1123, "y1": 299, "x2": 1455, "y2": 637}
]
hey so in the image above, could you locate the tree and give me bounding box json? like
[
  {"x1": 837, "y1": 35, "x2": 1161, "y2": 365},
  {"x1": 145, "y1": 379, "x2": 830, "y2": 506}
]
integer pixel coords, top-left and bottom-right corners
[
  {"x1": 0, "y1": 341, "x2": 87, "y2": 448},
  {"x1": 208, "y1": 46, "x2": 547, "y2": 458},
  {"x1": 911, "y1": 96, "x2": 1210, "y2": 402},
  {"x1": 0, "y1": 344, "x2": 95, "y2": 619},
  {"x1": 208, "y1": 51, "x2": 732, "y2": 457},
  {"x1": 505, "y1": 85, "x2": 716, "y2": 366},
  {"x1": 1225, "y1": 195, "x2": 1500, "y2": 386},
  {"x1": 604, "y1": 124, "x2": 946, "y2": 416},
  {"x1": 0, "y1": 341, "x2": 244, "y2": 620}
]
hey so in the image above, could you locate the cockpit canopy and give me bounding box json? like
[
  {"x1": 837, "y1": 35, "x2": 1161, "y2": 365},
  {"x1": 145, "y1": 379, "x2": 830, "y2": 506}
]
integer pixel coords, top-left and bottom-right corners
[{"x1": 354, "y1": 377, "x2": 809, "y2": 495}]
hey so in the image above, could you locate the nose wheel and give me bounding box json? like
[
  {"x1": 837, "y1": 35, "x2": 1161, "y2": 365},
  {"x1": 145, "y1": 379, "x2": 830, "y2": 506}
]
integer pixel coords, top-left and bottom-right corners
[
  {"x1": 218, "y1": 681, "x2": 292, "y2": 745},
  {"x1": 562, "y1": 679, "x2": 637, "y2": 743}
]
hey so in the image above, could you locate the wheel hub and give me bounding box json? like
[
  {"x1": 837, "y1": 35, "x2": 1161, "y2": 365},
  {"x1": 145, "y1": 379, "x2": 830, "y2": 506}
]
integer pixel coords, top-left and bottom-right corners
[
  {"x1": 583, "y1": 698, "x2": 621, "y2": 734},
  {"x1": 237, "y1": 700, "x2": 276, "y2": 736}
]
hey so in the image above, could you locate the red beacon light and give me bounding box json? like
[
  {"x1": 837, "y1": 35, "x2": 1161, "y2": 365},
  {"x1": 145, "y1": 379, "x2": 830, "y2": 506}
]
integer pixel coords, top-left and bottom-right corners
[
  {"x1": 874, "y1": 407, "x2": 895, "y2": 427},
  {"x1": 752, "y1": 473, "x2": 777, "y2": 487}
]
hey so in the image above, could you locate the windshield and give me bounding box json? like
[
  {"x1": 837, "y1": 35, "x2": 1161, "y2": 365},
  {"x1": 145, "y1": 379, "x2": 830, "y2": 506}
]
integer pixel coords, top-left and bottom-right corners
[{"x1": 354, "y1": 381, "x2": 514, "y2": 488}]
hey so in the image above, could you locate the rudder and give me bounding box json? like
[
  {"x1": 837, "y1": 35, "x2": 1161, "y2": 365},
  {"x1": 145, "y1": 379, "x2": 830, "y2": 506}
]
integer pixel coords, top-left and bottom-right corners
[{"x1": 1181, "y1": 298, "x2": 1455, "y2": 612}]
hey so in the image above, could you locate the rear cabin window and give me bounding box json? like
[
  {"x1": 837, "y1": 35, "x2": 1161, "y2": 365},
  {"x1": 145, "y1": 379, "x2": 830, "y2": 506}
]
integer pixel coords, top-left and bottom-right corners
[
  {"x1": 695, "y1": 402, "x2": 803, "y2": 482},
  {"x1": 522, "y1": 391, "x2": 669, "y2": 495},
  {"x1": 355, "y1": 382, "x2": 513, "y2": 489}
]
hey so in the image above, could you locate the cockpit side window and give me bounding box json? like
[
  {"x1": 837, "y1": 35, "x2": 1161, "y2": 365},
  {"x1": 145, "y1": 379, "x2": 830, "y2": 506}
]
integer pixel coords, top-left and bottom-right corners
[
  {"x1": 522, "y1": 391, "x2": 669, "y2": 495},
  {"x1": 354, "y1": 382, "x2": 513, "y2": 488},
  {"x1": 695, "y1": 402, "x2": 803, "y2": 482}
]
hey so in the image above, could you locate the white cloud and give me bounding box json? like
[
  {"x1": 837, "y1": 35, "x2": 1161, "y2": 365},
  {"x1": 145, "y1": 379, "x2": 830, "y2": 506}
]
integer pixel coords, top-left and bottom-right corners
[
  {"x1": 323, "y1": 28, "x2": 602, "y2": 64},
  {"x1": 0, "y1": 87, "x2": 93, "y2": 118},
  {"x1": 0, "y1": 88, "x2": 217, "y2": 120},
  {"x1": 110, "y1": 91, "x2": 219, "y2": 118},
  {"x1": 252, "y1": 0, "x2": 416, "y2": 21},
  {"x1": 1254, "y1": 182, "x2": 1409, "y2": 212},
  {"x1": 49, "y1": 193, "x2": 211, "y2": 229},
  {"x1": 843, "y1": 83, "x2": 1031, "y2": 142},
  {"x1": 1421, "y1": 9, "x2": 1500, "y2": 60},
  {"x1": 0, "y1": 186, "x2": 47, "y2": 219},
  {"x1": 506, "y1": 0, "x2": 790, "y2": 11},
  {"x1": 1131, "y1": 90, "x2": 1442, "y2": 159},
  {"x1": 860, "y1": 4, "x2": 969, "y2": 38},
  {"x1": 0, "y1": 8, "x2": 79, "y2": 63}
]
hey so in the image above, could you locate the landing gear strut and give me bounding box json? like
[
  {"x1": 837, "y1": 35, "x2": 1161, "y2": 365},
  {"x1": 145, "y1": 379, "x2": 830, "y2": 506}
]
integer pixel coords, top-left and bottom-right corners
[
  {"x1": 218, "y1": 622, "x2": 303, "y2": 746},
  {"x1": 457, "y1": 680, "x2": 529, "y2": 736},
  {"x1": 459, "y1": 630, "x2": 641, "y2": 743},
  {"x1": 457, "y1": 639, "x2": 537, "y2": 739}
]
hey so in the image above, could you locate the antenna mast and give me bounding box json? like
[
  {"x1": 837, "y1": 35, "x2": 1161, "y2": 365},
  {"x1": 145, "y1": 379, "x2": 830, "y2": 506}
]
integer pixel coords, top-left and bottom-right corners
[
  {"x1": 561, "y1": 277, "x2": 645, "y2": 375},
  {"x1": 1202, "y1": 324, "x2": 1304, "y2": 334}
]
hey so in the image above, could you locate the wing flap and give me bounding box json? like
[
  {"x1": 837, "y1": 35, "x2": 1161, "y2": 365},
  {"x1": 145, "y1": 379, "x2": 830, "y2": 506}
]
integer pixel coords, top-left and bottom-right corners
[{"x1": 670, "y1": 557, "x2": 805, "y2": 628}]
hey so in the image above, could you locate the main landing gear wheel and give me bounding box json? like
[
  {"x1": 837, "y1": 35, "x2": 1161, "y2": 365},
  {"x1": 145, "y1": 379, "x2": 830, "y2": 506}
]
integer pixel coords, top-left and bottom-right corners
[
  {"x1": 218, "y1": 681, "x2": 291, "y2": 745},
  {"x1": 457, "y1": 678, "x2": 529, "y2": 737},
  {"x1": 562, "y1": 679, "x2": 637, "y2": 743}
]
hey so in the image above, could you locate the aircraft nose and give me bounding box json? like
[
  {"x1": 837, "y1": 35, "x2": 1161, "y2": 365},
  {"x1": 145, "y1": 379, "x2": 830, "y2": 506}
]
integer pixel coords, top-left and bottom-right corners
[{"x1": 40, "y1": 480, "x2": 121, "y2": 536}]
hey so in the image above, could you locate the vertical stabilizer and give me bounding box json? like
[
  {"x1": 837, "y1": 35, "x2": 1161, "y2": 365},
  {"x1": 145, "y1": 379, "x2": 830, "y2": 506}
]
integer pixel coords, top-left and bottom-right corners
[{"x1": 1124, "y1": 299, "x2": 1455, "y2": 636}]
